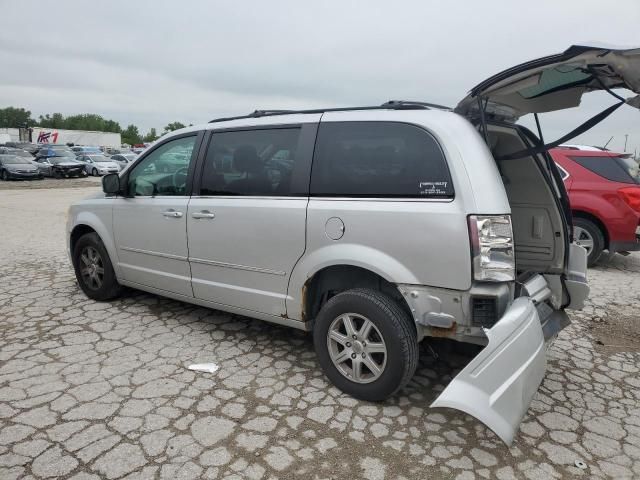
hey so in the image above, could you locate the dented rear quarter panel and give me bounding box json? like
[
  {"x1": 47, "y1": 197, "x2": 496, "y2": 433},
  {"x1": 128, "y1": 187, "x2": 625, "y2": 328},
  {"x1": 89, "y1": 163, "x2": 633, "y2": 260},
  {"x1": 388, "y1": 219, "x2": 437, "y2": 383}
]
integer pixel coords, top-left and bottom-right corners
[{"x1": 286, "y1": 110, "x2": 513, "y2": 320}]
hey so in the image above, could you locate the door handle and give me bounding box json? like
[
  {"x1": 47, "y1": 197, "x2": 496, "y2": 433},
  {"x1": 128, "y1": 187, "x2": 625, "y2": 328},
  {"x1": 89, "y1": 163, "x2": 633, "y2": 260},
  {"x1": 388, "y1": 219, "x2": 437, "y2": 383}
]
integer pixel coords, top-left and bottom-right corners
[
  {"x1": 162, "y1": 209, "x2": 183, "y2": 218},
  {"x1": 191, "y1": 210, "x2": 216, "y2": 220},
  {"x1": 191, "y1": 210, "x2": 215, "y2": 220}
]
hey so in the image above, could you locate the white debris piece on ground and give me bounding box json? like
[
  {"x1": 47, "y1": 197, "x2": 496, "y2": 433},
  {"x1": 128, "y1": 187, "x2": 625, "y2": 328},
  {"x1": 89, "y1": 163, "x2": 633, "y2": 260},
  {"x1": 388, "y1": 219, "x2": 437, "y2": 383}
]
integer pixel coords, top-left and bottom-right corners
[{"x1": 188, "y1": 363, "x2": 220, "y2": 374}]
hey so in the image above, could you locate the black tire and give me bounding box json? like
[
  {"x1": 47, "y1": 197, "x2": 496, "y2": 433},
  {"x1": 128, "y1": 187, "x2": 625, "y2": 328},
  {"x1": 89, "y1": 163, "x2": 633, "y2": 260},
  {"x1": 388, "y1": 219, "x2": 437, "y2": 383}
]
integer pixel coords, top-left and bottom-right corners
[
  {"x1": 313, "y1": 288, "x2": 418, "y2": 401},
  {"x1": 92, "y1": 168, "x2": 99, "y2": 176},
  {"x1": 573, "y1": 217, "x2": 605, "y2": 267},
  {"x1": 1, "y1": 170, "x2": 8, "y2": 181},
  {"x1": 73, "y1": 232, "x2": 123, "y2": 301}
]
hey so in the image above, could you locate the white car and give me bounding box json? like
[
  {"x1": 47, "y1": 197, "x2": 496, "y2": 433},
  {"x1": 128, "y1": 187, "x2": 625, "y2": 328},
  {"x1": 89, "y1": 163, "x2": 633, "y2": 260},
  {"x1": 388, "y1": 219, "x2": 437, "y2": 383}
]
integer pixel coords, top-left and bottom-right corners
[
  {"x1": 110, "y1": 153, "x2": 138, "y2": 171},
  {"x1": 76, "y1": 154, "x2": 121, "y2": 176}
]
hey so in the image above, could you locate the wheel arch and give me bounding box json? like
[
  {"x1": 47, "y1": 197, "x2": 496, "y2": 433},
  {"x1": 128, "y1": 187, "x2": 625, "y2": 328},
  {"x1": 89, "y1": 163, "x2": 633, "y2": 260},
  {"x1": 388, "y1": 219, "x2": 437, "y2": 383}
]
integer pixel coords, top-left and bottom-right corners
[
  {"x1": 301, "y1": 264, "x2": 414, "y2": 331},
  {"x1": 572, "y1": 210, "x2": 609, "y2": 249},
  {"x1": 70, "y1": 224, "x2": 97, "y2": 258},
  {"x1": 69, "y1": 213, "x2": 120, "y2": 277}
]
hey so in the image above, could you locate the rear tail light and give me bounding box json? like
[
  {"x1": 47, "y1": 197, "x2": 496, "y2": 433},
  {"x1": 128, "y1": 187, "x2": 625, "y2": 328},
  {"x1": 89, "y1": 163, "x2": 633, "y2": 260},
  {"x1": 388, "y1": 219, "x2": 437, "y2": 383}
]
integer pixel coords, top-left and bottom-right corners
[
  {"x1": 618, "y1": 187, "x2": 640, "y2": 213},
  {"x1": 468, "y1": 215, "x2": 515, "y2": 282}
]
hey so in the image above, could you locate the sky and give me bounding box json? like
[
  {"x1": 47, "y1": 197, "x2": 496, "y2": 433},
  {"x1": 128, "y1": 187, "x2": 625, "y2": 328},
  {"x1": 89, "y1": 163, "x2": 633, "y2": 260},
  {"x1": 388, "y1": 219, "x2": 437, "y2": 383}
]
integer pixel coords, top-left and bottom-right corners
[{"x1": 0, "y1": 0, "x2": 638, "y2": 154}]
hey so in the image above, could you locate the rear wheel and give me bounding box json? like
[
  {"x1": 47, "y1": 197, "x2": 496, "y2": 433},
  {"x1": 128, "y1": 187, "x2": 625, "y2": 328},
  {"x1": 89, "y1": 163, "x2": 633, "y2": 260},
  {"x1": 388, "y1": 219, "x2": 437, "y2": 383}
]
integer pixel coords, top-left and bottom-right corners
[
  {"x1": 313, "y1": 288, "x2": 418, "y2": 401},
  {"x1": 73, "y1": 232, "x2": 122, "y2": 300},
  {"x1": 573, "y1": 217, "x2": 604, "y2": 267}
]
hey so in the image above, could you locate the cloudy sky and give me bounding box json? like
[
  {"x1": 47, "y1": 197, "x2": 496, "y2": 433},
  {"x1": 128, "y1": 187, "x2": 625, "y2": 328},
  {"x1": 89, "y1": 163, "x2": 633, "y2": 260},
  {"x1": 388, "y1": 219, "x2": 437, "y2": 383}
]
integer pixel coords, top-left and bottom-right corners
[{"x1": 1, "y1": 0, "x2": 638, "y2": 153}]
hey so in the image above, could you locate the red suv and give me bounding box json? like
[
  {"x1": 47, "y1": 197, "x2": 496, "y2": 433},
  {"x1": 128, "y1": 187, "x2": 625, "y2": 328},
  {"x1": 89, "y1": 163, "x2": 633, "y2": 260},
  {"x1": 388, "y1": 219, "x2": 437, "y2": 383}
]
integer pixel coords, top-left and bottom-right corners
[{"x1": 551, "y1": 146, "x2": 640, "y2": 266}]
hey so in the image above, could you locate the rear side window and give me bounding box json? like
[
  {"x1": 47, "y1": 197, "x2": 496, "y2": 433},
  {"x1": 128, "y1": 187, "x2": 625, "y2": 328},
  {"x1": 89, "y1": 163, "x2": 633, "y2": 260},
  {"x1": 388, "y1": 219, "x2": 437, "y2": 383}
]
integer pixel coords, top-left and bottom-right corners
[
  {"x1": 310, "y1": 122, "x2": 453, "y2": 198},
  {"x1": 200, "y1": 128, "x2": 301, "y2": 196},
  {"x1": 570, "y1": 155, "x2": 639, "y2": 185}
]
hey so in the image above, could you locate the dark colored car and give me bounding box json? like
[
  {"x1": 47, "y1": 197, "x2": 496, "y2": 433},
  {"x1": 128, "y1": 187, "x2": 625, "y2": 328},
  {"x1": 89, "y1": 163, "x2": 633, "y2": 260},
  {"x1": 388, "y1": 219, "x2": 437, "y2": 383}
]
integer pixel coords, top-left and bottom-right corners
[
  {"x1": 0, "y1": 147, "x2": 34, "y2": 158},
  {"x1": 35, "y1": 144, "x2": 75, "y2": 158},
  {"x1": 4, "y1": 142, "x2": 39, "y2": 154},
  {"x1": 0, "y1": 154, "x2": 42, "y2": 180},
  {"x1": 33, "y1": 148, "x2": 87, "y2": 178},
  {"x1": 551, "y1": 146, "x2": 640, "y2": 265}
]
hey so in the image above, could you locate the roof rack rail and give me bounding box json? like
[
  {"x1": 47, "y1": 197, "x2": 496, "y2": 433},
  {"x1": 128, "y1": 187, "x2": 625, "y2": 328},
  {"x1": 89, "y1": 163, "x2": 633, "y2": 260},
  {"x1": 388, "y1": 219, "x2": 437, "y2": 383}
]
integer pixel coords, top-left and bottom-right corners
[
  {"x1": 381, "y1": 100, "x2": 452, "y2": 110},
  {"x1": 208, "y1": 100, "x2": 451, "y2": 123}
]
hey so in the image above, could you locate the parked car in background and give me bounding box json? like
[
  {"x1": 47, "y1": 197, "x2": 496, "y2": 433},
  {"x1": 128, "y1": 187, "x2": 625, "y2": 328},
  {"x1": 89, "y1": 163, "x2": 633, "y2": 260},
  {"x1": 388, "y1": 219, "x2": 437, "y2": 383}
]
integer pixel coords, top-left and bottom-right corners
[
  {"x1": 104, "y1": 147, "x2": 133, "y2": 156},
  {"x1": 552, "y1": 146, "x2": 640, "y2": 265},
  {"x1": 35, "y1": 144, "x2": 77, "y2": 161},
  {"x1": 0, "y1": 154, "x2": 42, "y2": 180},
  {"x1": 72, "y1": 146, "x2": 103, "y2": 156},
  {"x1": 34, "y1": 156, "x2": 86, "y2": 178},
  {"x1": 0, "y1": 147, "x2": 34, "y2": 158},
  {"x1": 110, "y1": 153, "x2": 137, "y2": 170},
  {"x1": 4, "y1": 142, "x2": 39, "y2": 154},
  {"x1": 76, "y1": 154, "x2": 121, "y2": 176}
]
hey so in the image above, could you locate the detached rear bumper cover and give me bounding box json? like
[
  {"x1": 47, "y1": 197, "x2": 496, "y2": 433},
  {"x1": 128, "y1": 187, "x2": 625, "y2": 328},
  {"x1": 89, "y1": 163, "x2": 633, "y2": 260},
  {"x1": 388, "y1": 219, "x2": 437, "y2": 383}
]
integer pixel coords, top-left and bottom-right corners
[{"x1": 431, "y1": 297, "x2": 545, "y2": 445}]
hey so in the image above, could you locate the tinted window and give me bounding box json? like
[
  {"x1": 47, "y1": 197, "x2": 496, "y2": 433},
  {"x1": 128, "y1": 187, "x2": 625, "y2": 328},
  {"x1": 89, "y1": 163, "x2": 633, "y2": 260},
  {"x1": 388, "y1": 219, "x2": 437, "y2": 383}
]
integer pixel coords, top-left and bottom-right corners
[
  {"x1": 127, "y1": 135, "x2": 197, "y2": 196},
  {"x1": 310, "y1": 122, "x2": 453, "y2": 197},
  {"x1": 570, "y1": 155, "x2": 639, "y2": 184},
  {"x1": 200, "y1": 128, "x2": 301, "y2": 196},
  {"x1": 555, "y1": 162, "x2": 570, "y2": 181}
]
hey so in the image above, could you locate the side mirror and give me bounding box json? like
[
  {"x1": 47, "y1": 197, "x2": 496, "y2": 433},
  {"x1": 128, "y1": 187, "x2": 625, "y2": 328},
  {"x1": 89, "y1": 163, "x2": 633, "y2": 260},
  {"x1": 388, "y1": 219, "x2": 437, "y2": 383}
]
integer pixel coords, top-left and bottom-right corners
[{"x1": 102, "y1": 173, "x2": 121, "y2": 194}]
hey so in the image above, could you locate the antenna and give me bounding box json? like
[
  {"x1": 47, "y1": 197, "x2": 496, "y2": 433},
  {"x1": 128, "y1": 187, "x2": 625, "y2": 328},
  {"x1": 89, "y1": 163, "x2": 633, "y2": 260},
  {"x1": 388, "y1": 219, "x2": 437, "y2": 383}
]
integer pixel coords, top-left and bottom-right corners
[{"x1": 603, "y1": 136, "x2": 614, "y2": 149}]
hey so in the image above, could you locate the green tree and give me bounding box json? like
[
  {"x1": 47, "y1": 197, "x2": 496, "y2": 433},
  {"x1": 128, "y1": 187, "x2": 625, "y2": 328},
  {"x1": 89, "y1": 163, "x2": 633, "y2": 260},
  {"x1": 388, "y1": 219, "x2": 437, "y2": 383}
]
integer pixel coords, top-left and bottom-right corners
[
  {"x1": 38, "y1": 113, "x2": 65, "y2": 129},
  {"x1": 163, "y1": 122, "x2": 186, "y2": 133},
  {"x1": 0, "y1": 107, "x2": 34, "y2": 128},
  {"x1": 121, "y1": 124, "x2": 142, "y2": 145},
  {"x1": 63, "y1": 113, "x2": 121, "y2": 133},
  {"x1": 143, "y1": 128, "x2": 159, "y2": 142}
]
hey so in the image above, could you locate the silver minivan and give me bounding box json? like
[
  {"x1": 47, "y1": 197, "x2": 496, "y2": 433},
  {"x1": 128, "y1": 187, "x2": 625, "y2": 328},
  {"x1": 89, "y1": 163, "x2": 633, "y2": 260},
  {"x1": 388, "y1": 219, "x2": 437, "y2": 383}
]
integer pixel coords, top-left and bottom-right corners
[{"x1": 67, "y1": 45, "x2": 639, "y2": 444}]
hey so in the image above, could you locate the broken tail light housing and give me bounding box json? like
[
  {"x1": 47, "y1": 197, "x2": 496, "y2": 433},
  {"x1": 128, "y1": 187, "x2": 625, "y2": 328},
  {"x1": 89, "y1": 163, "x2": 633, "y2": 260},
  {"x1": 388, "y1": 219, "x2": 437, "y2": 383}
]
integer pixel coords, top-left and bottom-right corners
[
  {"x1": 469, "y1": 215, "x2": 515, "y2": 282},
  {"x1": 618, "y1": 187, "x2": 640, "y2": 213}
]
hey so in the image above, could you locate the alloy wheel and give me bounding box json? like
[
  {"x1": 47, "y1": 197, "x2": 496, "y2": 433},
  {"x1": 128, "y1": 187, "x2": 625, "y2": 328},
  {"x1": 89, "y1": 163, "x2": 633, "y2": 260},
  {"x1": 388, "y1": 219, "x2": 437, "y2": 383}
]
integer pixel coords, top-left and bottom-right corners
[
  {"x1": 79, "y1": 246, "x2": 105, "y2": 290},
  {"x1": 327, "y1": 313, "x2": 387, "y2": 384},
  {"x1": 574, "y1": 226, "x2": 594, "y2": 254}
]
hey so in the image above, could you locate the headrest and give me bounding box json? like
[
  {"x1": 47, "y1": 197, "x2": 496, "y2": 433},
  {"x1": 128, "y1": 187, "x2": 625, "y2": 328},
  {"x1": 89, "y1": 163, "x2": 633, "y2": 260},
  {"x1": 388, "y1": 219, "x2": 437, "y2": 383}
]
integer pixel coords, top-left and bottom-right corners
[{"x1": 233, "y1": 145, "x2": 260, "y2": 173}]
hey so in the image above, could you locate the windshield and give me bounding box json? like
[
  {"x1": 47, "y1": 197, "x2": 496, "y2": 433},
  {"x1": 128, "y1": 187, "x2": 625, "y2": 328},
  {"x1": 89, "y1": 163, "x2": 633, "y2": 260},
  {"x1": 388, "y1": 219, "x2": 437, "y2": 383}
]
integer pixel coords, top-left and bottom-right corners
[
  {"x1": 50, "y1": 157, "x2": 77, "y2": 165},
  {"x1": 54, "y1": 151, "x2": 76, "y2": 158},
  {"x1": 617, "y1": 156, "x2": 640, "y2": 184},
  {"x1": 88, "y1": 156, "x2": 112, "y2": 163},
  {"x1": 0, "y1": 155, "x2": 31, "y2": 165}
]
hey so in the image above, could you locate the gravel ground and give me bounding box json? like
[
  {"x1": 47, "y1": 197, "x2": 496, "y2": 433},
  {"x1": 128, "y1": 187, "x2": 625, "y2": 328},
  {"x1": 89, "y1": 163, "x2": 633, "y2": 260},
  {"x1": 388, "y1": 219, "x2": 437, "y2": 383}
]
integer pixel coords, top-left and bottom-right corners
[
  {"x1": 0, "y1": 186, "x2": 639, "y2": 480},
  {"x1": 0, "y1": 176, "x2": 102, "y2": 191}
]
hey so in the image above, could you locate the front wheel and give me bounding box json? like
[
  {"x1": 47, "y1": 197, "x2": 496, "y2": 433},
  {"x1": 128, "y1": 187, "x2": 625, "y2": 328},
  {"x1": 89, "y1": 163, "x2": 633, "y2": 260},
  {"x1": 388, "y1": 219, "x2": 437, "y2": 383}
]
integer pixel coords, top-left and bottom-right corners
[
  {"x1": 73, "y1": 232, "x2": 123, "y2": 301},
  {"x1": 92, "y1": 168, "x2": 99, "y2": 176},
  {"x1": 313, "y1": 288, "x2": 418, "y2": 401},
  {"x1": 573, "y1": 217, "x2": 605, "y2": 267}
]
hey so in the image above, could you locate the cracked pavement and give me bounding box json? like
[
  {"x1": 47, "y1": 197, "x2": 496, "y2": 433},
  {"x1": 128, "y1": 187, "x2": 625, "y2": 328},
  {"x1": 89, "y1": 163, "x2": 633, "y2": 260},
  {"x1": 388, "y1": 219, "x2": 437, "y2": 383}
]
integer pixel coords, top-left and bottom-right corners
[{"x1": 1, "y1": 186, "x2": 639, "y2": 479}]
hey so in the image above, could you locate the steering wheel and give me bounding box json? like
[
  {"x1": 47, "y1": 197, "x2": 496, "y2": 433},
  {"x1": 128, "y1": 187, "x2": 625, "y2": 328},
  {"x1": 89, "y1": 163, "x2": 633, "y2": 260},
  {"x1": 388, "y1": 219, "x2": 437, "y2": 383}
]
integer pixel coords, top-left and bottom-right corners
[{"x1": 172, "y1": 167, "x2": 189, "y2": 193}]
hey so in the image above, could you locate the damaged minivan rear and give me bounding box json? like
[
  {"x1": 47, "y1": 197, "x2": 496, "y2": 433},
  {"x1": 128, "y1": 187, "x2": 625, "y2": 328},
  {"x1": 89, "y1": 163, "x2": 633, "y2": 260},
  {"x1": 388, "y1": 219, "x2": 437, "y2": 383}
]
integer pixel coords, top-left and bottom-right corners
[{"x1": 68, "y1": 44, "x2": 639, "y2": 447}]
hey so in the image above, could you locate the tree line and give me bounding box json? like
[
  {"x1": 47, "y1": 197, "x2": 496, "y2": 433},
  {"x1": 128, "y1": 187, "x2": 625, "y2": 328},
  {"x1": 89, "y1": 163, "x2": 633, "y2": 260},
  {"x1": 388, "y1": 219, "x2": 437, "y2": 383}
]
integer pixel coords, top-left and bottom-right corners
[{"x1": 0, "y1": 107, "x2": 189, "y2": 146}]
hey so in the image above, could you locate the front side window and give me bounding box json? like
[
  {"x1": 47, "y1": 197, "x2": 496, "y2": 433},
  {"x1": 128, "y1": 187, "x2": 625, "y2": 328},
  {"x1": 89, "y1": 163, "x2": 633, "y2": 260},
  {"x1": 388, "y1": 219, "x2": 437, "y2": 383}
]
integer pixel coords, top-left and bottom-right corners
[
  {"x1": 127, "y1": 135, "x2": 197, "y2": 196},
  {"x1": 310, "y1": 122, "x2": 454, "y2": 197},
  {"x1": 200, "y1": 128, "x2": 301, "y2": 196}
]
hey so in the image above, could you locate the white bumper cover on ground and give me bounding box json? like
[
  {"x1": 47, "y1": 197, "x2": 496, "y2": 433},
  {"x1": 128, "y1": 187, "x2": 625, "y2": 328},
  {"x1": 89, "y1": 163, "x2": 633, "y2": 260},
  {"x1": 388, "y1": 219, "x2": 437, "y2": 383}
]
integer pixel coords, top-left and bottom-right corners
[{"x1": 431, "y1": 296, "x2": 546, "y2": 445}]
